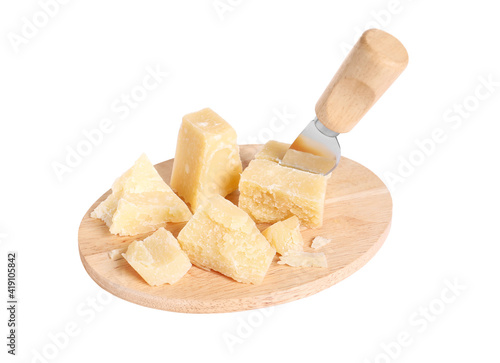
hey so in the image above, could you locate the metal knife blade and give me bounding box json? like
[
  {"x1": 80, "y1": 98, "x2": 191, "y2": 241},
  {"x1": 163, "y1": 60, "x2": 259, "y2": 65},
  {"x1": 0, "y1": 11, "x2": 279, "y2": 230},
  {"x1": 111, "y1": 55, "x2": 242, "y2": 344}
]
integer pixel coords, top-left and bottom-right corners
[
  {"x1": 280, "y1": 118, "x2": 341, "y2": 175},
  {"x1": 280, "y1": 29, "x2": 408, "y2": 176}
]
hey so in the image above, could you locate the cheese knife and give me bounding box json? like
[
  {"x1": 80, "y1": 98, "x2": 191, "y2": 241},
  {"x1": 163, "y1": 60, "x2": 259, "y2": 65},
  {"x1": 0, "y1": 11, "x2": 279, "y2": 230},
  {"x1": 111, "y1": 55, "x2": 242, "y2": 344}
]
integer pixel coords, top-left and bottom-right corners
[{"x1": 281, "y1": 29, "x2": 409, "y2": 175}]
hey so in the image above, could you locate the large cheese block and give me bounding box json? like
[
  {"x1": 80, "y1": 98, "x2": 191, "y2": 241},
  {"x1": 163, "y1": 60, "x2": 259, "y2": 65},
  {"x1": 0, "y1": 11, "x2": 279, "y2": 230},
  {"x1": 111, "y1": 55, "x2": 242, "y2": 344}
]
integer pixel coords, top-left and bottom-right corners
[
  {"x1": 170, "y1": 108, "x2": 242, "y2": 212},
  {"x1": 238, "y1": 159, "x2": 327, "y2": 228},
  {"x1": 123, "y1": 228, "x2": 191, "y2": 286},
  {"x1": 262, "y1": 216, "x2": 303, "y2": 255},
  {"x1": 91, "y1": 154, "x2": 191, "y2": 236},
  {"x1": 177, "y1": 195, "x2": 275, "y2": 284},
  {"x1": 311, "y1": 236, "x2": 333, "y2": 249}
]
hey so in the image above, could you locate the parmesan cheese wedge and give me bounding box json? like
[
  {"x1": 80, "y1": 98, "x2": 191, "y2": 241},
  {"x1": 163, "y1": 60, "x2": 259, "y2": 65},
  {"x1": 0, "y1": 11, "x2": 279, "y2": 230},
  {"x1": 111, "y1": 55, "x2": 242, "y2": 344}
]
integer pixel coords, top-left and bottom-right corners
[
  {"x1": 91, "y1": 154, "x2": 191, "y2": 236},
  {"x1": 109, "y1": 191, "x2": 192, "y2": 236}
]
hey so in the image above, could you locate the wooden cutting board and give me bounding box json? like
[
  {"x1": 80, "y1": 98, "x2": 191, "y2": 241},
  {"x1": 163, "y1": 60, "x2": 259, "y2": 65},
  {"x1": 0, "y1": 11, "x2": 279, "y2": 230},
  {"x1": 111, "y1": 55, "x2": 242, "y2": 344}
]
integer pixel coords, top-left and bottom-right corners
[{"x1": 78, "y1": 144, "x2": 392, "y2": 313}]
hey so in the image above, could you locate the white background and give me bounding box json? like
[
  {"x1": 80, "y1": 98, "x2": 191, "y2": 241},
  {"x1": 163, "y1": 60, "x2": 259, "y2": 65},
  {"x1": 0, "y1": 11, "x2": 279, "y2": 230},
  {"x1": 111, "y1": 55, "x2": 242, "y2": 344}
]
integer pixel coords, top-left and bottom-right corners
[{"x1": 1, "y1": 0, "x2": 499, "y2": 362}]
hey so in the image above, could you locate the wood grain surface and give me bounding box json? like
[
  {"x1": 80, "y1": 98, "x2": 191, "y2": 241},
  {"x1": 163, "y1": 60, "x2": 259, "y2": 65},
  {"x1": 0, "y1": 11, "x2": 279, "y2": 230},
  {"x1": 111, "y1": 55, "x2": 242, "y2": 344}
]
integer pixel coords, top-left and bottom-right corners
[
  {"x1": 78, "y1": 145, "x2": 392, "y2": 313},
  {"x1": 315, "y1": 29, "x2": 408, "y2": 133}
]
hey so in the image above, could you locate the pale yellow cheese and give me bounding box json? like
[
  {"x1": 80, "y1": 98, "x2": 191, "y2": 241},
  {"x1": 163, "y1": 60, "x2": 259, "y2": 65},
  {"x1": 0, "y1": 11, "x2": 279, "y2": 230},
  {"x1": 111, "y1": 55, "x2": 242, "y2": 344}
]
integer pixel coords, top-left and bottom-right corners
[
  {"x1": 311, "y1": 236, "x2": 332, "y2": 249},
  {"x1": 238, "y1": 159, "x2": 327, "y2": 228},
  {"x1": 170, "y1": 108, "x2": 242, "y2": 212},
  {"x1": 123, "y1": 228, "x2": 191, "y2": 286},
  {"x1": 91, "y1": 193, "x2": 120, "y2": 227},
  {"x1": 256, "y1": 140, "x2": 333, "y2": 179},
  {"x1": 113, "y1": 153, "x2": 171, "y2": 195},
  {"x1": 280, "y1": 148, "x2": 335, "y2": 175},
  {"x1": 278, "y1": 251, "x2": 328, "y2": 268},
  {"x1": 262, "y1": 216, "x2": 303, "y2": 255},
  {"x1": 91, "y1": 154, "x2": 192, "y2": 236},
  {"x1": 255, "y1": 140, "x2": 290, "y2": 162},
  {"x1": 177, "y1": 195, "x2": 275, "y2": 284},
  {"x1": 109, "y1": 192, "x2": 192, "y2": 236},
  {"x1": 108, "y1": 247, "x2": 126, "y2": 260}
]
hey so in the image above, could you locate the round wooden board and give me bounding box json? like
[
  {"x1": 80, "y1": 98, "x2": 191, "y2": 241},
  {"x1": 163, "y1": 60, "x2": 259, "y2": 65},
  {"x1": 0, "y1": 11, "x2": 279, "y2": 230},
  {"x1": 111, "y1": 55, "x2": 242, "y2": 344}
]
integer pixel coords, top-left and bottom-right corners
[{"x1": 78, "y1": 145, "x2": 392, "y2": 314}]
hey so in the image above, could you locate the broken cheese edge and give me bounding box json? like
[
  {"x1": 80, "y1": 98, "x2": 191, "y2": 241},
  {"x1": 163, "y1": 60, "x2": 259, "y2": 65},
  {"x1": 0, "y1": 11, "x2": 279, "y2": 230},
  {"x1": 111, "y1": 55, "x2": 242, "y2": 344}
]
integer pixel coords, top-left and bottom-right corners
[
  {"x1": 311, "y1": 236, "x2": 333, "y2": 249},
  {"x1": 255, "y1": 140, "x2": 332, "y2": 179},
  {"x1": 255, "y1": 140, "x2": 290, "y2": 162},
  {"x1": 122, "y1": 227, "x2": 191, "y2": 286},
  {"x1": 177, "y1": 195, "x2": 275, "y2": 284},
  {"x1": 91, "y1": 154, "x2": 192, "y2": 236},
  {"x1": 239, "y1": 159, "x2": 327, "y2": 228},
  {"x1": 262, "y1": 216, "x2": 304, "y2": 255},
  {"x1": 170, "y1": 108, "x2": 242, "y2": 212},
  {"x1": 278, "y1": 251, "x2": 328, "y2": 268},
  {"x1": 113, "y1": 153, "x2": 171, "y2": 195},
  {"x1": 109, "y1": 191, "x2": 192, "y2": 236}
]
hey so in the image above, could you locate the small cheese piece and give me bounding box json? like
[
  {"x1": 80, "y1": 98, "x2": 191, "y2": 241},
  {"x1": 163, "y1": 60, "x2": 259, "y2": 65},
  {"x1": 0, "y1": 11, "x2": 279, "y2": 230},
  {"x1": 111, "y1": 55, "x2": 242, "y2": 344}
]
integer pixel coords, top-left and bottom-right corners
[
  {"x1": 177, "y1": 195, "x2": 275, "y2": 284},
  {"x1": 262, "y1": 216, "x2": 303, "y2": 255},
  {"x1": 108, "y1": 247, "x2": 127, "y2": 260},
  {"x1": 170, "y1": 108, "x2": 242, "y2": 212},
  {"x1": 278, "y1": 251, "x2": 328, "y2": 268},
  {"x1": 311, "y1": 236, "x2": 332, "y2": 249},
  {"x1": 255, "y1": 140, "x2": 333, "y2": 179},
  {"x1": 255, "y1": 141, "x2": 290, "y2": 162},
  {"x1": 109, "y1": 192, "x2": 192, "y2": 236},
  {"x1": 123, "y1": 228, "x2": 191, "y2": 286},
  {"x1": 238, "y1": 159, "x2": 327, "y2": 228},
  {"x1": 91, "y1": 154, "x2": 192, "y2": 236},
  {"x1": 281, "y1": 148, "x2": 335, "y2": 176}
]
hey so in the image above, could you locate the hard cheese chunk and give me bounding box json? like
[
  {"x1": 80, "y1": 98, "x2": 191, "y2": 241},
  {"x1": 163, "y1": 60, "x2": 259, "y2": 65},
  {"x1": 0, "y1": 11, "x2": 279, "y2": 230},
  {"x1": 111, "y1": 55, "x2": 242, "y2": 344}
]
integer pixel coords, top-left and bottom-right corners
[
  {"x1": 281, "y1": 148, "x2": 335, "y2": 175},
  {"x1": 177, "y1": 195, "x2": 275, "y2": 284},
  {"x1": 91, "y1": 154, "x2": 191, "y2": 236},
  {"x1": 123, "y1": 228, "x2": 191, "y2": 286},
  {"x1": 278, "y1": 251, "x2": 328, "y2": 268},
  {"x1": 239, "y1": 159, "x2": 327, "y2": 228},
  {"x1": 262, "y1": 216, "x2": 303, "y2": 255},
  {"x1": 170, "y1": 108, "x2": 242, "y2": 212},
  {"x1": 255, "y1": 140, "x2": 290, "y2": 162},
  {"x1": 109, "y1": 192, "x2": 192, "y2": 236}
]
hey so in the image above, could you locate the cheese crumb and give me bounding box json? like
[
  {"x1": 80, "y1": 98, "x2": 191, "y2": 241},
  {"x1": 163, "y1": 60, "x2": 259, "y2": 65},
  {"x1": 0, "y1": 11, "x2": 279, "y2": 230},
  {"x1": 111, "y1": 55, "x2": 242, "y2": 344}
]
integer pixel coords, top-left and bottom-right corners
[
  {"x1": 311, "y1": 236, "x2": 332, "y2": 249},
  {"x1": 108, "y1": 247, "x2": 127, "y2": 260},
  {"x1": 278, "y1": 251, "x2": 327, "y2": 268}
]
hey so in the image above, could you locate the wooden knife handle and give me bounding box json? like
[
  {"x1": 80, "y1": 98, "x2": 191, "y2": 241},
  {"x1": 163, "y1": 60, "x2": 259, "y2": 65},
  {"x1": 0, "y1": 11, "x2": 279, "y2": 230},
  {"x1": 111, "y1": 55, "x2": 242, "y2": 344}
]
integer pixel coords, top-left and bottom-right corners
[{"x1": 315, "y1": 29, "x2": 408, "y2": 133}]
